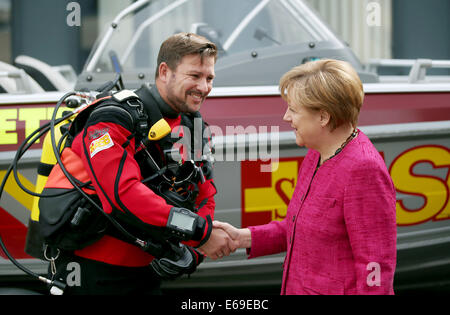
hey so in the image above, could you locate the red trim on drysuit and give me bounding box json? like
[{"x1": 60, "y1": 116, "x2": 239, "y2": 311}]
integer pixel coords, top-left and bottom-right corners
[{"x1": 70, "y1": 116, "x2": 216, "y2": 267}]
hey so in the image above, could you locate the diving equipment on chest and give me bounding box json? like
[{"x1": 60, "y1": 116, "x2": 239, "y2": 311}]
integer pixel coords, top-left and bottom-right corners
[
  {"x1": 0, "y1": 69, "x2": 215, "y2": 293},
  {"x1": 33, "y1": 88, "x2": 211, "y2": 253},
  {"x1": 135, "y1": 112, "x2": 214, "y2": 212}
]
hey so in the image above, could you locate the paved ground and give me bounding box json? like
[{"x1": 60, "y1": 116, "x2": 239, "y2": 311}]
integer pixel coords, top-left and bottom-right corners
[{"x1": 1, "y1": 278, "x2": 450, "y2": 295}]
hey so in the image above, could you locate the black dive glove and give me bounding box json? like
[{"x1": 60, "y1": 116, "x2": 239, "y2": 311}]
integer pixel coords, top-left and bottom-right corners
[{"x1": 150, "y1": 244, "x2": 203, "y2": 280}]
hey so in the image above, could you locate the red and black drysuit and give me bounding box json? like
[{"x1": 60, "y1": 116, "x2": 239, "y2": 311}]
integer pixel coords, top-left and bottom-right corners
[{"x1": 67, "y1": 85, "x2": 216, "y2": 268}]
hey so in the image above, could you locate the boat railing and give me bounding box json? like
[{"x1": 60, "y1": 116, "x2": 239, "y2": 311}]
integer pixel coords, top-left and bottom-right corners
[
  {"x1": 367, "y1": 58, "x2": 450, "y2": 83},
  {"x1": 0, "y1": 69, "x2": 40, "y2": 94}
]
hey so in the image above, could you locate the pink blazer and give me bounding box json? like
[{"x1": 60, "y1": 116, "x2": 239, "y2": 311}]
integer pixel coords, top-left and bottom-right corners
[{"x1": 248, "y1": 131, "x2": 397, "y2": 295}]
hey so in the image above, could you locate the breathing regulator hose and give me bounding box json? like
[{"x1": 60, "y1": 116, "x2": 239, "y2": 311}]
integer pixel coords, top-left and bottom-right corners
[
  {"x1": 0, "y1": 89, "x2": 182, "y2": 294},
  {"x1": 49, "y1": 93, "x2": 153, "y2": 250},
  {"x1": 0, "y1": 91, "x2": 81, "y2": 294},
  {"x1": 0, "y1": 90, "x2": 145, "y2": 294}
]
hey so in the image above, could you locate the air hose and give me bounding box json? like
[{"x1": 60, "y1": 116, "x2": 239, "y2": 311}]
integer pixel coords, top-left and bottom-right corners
[
  {"x1": 0, "y1": 92, "x2": 78, "y2": 294},
  {"x1": 0, "y1": 88, "x2": 191, "y2": 294},
  {"x1": 48, "y1": 93, "x2": 151, "y2": 249},
  {"x1": 0, "y1": 90, "x2": 147, "y2": 294}
]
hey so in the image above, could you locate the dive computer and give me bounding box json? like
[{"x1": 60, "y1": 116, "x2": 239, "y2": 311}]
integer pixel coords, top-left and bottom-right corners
[{"x1": 166, "y1": 207, "x2": 205, "y2": 241}]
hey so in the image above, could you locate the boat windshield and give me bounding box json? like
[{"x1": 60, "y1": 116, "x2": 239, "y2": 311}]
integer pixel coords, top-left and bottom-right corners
[{"x1": 84, "y1": 0, "x2": 343, "y2": 78}]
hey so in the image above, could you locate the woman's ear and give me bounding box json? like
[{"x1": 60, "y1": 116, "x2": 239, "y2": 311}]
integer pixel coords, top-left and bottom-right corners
[{"x1": 319, "y1": 110, "x2": 331, "y2": 128}]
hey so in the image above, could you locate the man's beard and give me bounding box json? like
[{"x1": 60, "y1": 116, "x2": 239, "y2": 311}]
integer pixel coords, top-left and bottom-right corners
[{"x1": 166, "y1": 88, "x2": 203, "y2": 114}]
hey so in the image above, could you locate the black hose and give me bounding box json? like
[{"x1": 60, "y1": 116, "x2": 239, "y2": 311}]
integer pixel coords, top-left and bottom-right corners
[
  {"x1": 0, "y1": 235, "x2": 40, "y2": 279},
  {"x1": 10, "y1": 111, "x2": 82, "y2": 198},
  {"x1": 0, "y1": 160, "x2": 41, "y2": 280},
  {"x1": 0, "y1": 90, "x2": 149, "y2": 289},
  {"x1": 49, "y1": 93, "x2": 147, "y2": 248},
  {"x1": 0, "y1": 92, "x2": 79, "y2": 287}
]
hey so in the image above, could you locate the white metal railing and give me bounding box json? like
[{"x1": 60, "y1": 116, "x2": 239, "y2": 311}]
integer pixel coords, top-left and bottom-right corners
[
  {"x1": 120, "y1": 0, "x2": 190, "y2": 66},
  {"x1": 0, "y1": 70, "x2": 34, "y2": 94},
  {"x1": 367, "y1": 59, "x2": 450, "y2": 83},
  {"x1": 85, "y1": 0, "x2": 151, "y2": 72},
  {"x1": 52, "y1": 65, "x2": 78, "y2": 85},
  {"x1": 223, "y1": 0, "x2": 272, "y2": 51}
]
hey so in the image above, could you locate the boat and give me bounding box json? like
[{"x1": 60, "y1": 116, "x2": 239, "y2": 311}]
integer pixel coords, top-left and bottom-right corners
[{"x1": 0, "y1": 0, "x2": 449, "y2": 294}]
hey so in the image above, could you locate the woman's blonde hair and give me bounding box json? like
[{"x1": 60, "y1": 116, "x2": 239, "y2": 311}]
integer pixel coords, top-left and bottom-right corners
[{"x1": 279, "y1": 59, "x2": 364, "y2": 130}]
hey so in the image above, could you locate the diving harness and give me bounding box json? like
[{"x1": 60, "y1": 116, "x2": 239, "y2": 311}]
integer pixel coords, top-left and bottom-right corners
[{"x1": 0, "y1": 81, "x2": 215, "y2": 294}]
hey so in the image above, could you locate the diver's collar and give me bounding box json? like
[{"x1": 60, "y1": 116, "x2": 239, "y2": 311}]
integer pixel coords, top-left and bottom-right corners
[
  {"x1": 149, "y1": 84, "x2": 179, "y2": 119},
  {"x1": 135, "y1": 83, "x2": 180, "y2": 119}
]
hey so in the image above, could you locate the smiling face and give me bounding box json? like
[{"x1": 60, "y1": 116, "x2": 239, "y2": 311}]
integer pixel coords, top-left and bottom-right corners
[
  {"x1": 158, "y1": 54, "x2": 215, "y2": 114},
  {"x1": 283, "y1": 101, "x2": 323, "y2": 148}
]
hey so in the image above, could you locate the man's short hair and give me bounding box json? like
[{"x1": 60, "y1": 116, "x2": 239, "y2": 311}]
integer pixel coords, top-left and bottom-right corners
[
  {"x1": 279, "y1": 59, "x2": 364, "y2": 130},
  {"x1": 155, "y1": 32, "x2": 218, "y2": 78}
]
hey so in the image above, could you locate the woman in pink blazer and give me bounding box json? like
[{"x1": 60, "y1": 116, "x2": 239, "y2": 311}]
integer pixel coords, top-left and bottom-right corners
[{"x1": 214, "y1": 59, "x2": 397, "y2": 295}]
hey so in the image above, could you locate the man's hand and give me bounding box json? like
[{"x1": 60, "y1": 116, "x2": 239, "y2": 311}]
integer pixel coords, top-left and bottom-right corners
[
  {"x1": 213, "y1": 221, "x2": 252, "y2": 249},
  {"x1": 197, "y1": 227, "x2": 238, "y2": 260}
]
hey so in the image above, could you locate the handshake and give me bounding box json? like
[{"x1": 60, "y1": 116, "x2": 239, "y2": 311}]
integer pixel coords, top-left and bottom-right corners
[
  {"x1": 197, "y1": 221, "x2": 252, "y2": 260},
  {"x1": 151, "y1": 221, "x2": 251, "y2": 280}
]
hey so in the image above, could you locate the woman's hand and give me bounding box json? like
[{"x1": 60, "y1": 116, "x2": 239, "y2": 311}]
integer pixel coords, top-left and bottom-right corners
[{"x1": 213, "y1": 220, "x2": 252, "y2": 249}]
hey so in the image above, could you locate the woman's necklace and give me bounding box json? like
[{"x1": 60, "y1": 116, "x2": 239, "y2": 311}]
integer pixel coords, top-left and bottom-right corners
[{"x1": 317, "y1": 128, "x2": 359, "y2": 170}]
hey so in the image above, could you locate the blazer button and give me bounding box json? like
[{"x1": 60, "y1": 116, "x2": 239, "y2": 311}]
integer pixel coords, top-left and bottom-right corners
[
  {"x1": 300, "y1": 194, "x2": 304, "y2": 201},
  {"x1": 292, "y1": 215, "x2": 295, "y2": 222}
]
